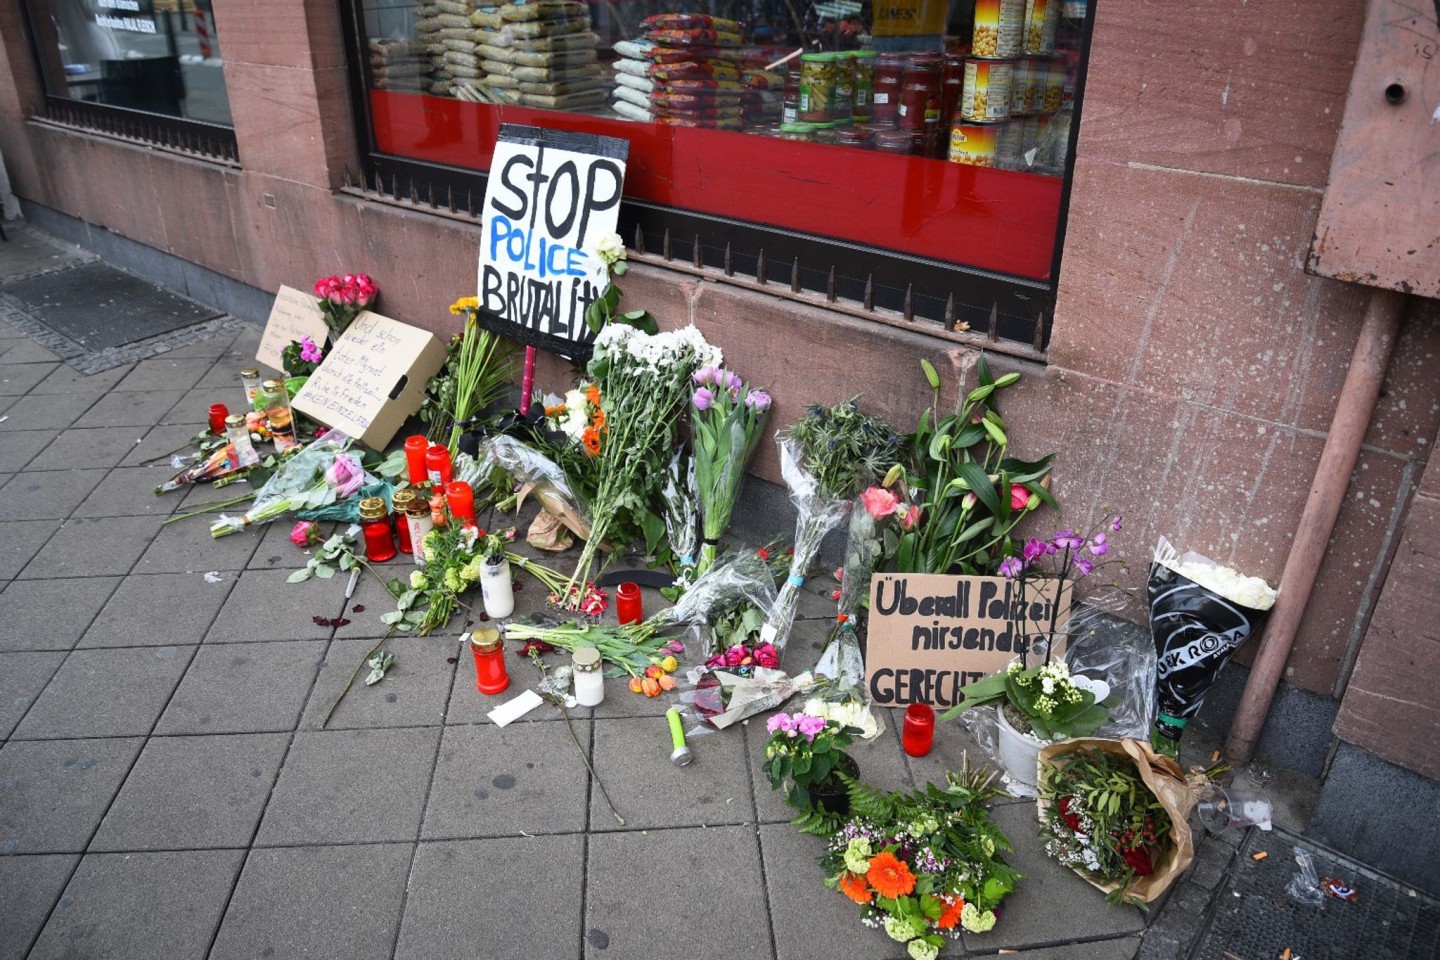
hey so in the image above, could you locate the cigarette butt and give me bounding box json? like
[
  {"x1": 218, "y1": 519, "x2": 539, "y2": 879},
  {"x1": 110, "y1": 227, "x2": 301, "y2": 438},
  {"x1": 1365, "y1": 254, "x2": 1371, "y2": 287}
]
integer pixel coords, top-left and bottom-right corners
[
  {"x1": 1252, "y1": 851, "x2": 1269, "y2": 861},
  {"x1": 1212, "y1": 750, "x2": 1221, "y2": 762}
]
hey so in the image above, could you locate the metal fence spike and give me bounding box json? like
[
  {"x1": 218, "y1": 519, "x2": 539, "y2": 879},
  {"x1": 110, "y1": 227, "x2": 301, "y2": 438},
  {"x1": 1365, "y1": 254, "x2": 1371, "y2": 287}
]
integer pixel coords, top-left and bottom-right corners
[
  {"x1": 662, "y1": 228, "x2": 672, "y2": 260},
  {"x1": 756, "y1": 248, "x2": 767, "y2": 285},
  {"x1": 693, "y1": 235, "x2": 703, "y2": 268},
  {"x1": 987, "y1": 303, "x2": 999, "y2": 343},
  {"x1": 827, "y1": 266, "x2": 837, "y2": 302},
  {"x1": 724, "y1": 242, "x2": 733, "y2": 276},
  {"x1": 944, "y1": 293, "x2": 957, "y2": 331},
  {"x1": 903, "y1": 284, "x2": 914, "y2": 322},
  {"x1": 864, "y1": 274, "x2": 874, "y2": 311}
]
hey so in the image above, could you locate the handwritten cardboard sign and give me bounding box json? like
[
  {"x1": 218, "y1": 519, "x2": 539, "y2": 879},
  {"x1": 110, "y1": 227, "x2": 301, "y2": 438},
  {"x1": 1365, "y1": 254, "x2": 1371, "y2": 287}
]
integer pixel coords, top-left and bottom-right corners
[
  {"x1": 291, "y1": 311, "x2": 447, "y2": 450},
  {"x1": 475, "y1": 124, "x2": 628, "y2": 359},
  {"x1": 865, "y1": 573, "x2": 1073, "y2": 709},
  {"x1": 257, "y1": 285, "x2": 330, "y2": 373}
]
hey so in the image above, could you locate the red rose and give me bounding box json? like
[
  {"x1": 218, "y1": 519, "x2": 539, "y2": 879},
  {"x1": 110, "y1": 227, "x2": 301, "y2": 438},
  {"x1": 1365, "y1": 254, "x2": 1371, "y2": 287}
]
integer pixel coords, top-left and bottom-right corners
[{"x1": 1120, "y1": 845, "x2": 1154, "y2": 876}]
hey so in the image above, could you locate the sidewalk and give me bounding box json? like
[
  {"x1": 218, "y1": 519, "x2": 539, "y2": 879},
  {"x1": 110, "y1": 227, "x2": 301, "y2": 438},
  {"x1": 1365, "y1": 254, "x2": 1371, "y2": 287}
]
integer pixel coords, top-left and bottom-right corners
[{"x1": 0, "y1": 220, "x2": 1422, "y2": 960}]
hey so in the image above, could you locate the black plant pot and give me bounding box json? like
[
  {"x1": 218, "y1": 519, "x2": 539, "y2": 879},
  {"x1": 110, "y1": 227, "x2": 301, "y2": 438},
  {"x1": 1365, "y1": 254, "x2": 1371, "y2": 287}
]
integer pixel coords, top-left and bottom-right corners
[{"x1": 805, "y1": 755, "x2": 860, "y2": 816}]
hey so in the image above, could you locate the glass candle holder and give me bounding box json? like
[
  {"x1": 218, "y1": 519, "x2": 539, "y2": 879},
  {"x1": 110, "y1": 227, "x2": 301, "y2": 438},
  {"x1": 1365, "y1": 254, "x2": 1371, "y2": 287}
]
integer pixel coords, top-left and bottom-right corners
[
  {"x1": 208, "y1": 403, "x2": 229, "y2": 434},
  {"x1": 224, "y1": 414, "x2": 259, "y2": 467},
  {"x1": 616, "y1": 582, "x2": 643, "y2": 625},
  {"x1": 902, "y1": 702, "x2": 936, "y2": 757},
  {"x1": 404, "y1": 435, "x2": 429, "y2": 486},
  {"x1": 259, "y1": 379, "x2": 299, "y2": 452},
  {"x1": 471, "y1": 627, "x2": 509, "y2": 695},
  {"x1": 240, "y1": 367, "x2": 262, "y2": 407},
  {"x1": 479, "y1": 557, "x2": 515, "y2": 619},
  {"x1": 391, "y1": 489, "x2": 417, "y2": 554},
  {"x1": 358, "y1": 496, "x2": 397, "y2": 563},
  {"x1": 405, "y1": 502, "x2": 433, "y2": 566},
  {"x1": 572, "y1": 646, "x2": 605, "y2": 707},
  {"x1": 425, "y1": 444, "x2": 453, "y2": 485},
  {"x1": 445, "y1": 480, "x2": 477, "y2": 528}
]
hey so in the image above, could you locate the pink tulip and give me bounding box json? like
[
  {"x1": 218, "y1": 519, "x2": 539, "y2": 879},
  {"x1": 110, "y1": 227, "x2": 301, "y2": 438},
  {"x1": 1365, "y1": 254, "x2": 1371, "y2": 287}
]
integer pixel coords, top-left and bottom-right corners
[{"x1": 1010, "y1": 484, "x2": 1030, "y2": 511}]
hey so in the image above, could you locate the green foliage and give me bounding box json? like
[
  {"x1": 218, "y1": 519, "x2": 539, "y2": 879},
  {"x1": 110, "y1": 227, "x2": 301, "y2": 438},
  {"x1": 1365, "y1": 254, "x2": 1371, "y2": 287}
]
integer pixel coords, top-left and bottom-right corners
[
  {"x1": 941, "y1": 661, "x2": 1113, "y2": 740},
  {"x1": 785, "y1": 396, "x2": 903, "y2": 500},
  {"x1": 287, "y1": 531, "x2": 360, "y2": 583},
  {"x1": 761, "y1": 715, "x2": 861, "y2": 812}
]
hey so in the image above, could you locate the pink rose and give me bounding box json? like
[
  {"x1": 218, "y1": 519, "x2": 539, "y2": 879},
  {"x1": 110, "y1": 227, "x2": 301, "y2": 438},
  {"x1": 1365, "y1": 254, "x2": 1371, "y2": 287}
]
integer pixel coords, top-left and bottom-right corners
[
  {"x1": 724, "y1": 644, "x2": 748, "y2": 667},
  {"x1": 326, "y1": 454, "x2": 365, "y2": 498},
  {"x1": 860, "y1": 486, "x2": 901, "y2": 519},
  {"x1": 754, "y1": 642, "x2": 779, "y2": 669},
  {"x1": 1010, "y1": 484, "x2": 1031, "y2": 511},
  {"x1": 290, "y1": 520, "x2": 318, "y2": 547},
  {"x1": 899, "y1": 504, "x2": 921, "y2": 531}
]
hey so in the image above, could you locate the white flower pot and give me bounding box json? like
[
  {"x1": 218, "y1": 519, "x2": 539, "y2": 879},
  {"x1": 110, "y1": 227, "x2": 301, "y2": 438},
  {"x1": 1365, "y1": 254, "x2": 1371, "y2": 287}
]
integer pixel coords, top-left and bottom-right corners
[{"x1": 996, "y1": 707, "x2": 1048, "y2": 794}]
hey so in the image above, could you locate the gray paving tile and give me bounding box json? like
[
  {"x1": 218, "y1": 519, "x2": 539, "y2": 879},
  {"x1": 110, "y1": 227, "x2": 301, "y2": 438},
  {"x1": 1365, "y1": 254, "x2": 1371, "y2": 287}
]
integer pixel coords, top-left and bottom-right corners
[
  {"x1": 248, "y1": 516, "x2": 345, "y2": 570},
  {"x1": 589, "y1": 716, "x2": 754, "y2": 832},
  {"x1": 0, "y1": 651, "x2": 66, "y2": 738},
  {"x1": 300, "y1": 636, "x2": 455, "y2": 730},
  {"x1": 160, "y1": 386, "x2": 223, "y2": 427},
  {"x1": 0, "y1": 737, "x2": 144, "y2": 853},
  {"x1": 961, "y1": 802, "x2": 1147, "y2": 952},
  {"x1": 160, "y1": 330, "x2": 240, "y2": 360},
  {"x1": 119, "y1": 421, "x2": 210, "y2": 467},
  {"x1": 0, "y1": 431, "x2": 52, "y2": 472},
  {"x1": 0, "y1": 391, "x2": 97, "y2": 432},
  {"x1": 175, "y1": 475, "x2": 260, "y2": 512},
  {"x1": 0, "y1": 340, "x2": 61, "y2": 364},
  {"x1": 17, "y1": 515, "x2": 163, "y2": 579},
  {"x1": 0, "y1": 468, "x2": 108, "y2": 521},
  {"x1": 421, "y1": 722, "x2": 591, "y2": 839},
  {"x1": 587, "y1": 826, "x2": 771, "y2": 960},
  {"x1": 210, "y1": 843, "x2": 412, "y2": 960},
  {"x1": 135, "y1": 515, "x2": 260, "y2": 574},
  {"x1": 71, "y1": 388, "x2": 189, "y2": 429},
  {"x1": 441, "y1": 636, "x2": 570, "y2": 725},
  {"x1": 80, "y1": 571, "x2": 236, "y2": 648},
  {"x1": 0, "y1": 853, "x2": 79, "y2": 960},
  {"x1": 903, "y1": 709, "x2": 1003, "y2": 792},
  {"x1": 332, "y1": 565, "x2": 434, "y2": 641},
  {"x1": 396, "y1": 835, "x2": 585, "y2": 960},
  {"x1": 28, "y1": 426, "x2": 147, "y2": 470},
  {"x1": 204, "y1": 568, "x2": 345, "y2": 642},
  {"x1": 979, "y1": 938, "x2": 1143, "y2": 959},
  {"x1": 194, "y1": 354, "x2": 270, "y2": 391},
  {"x1": 28, "y1": 361, "x2": 134, "y2": 395},
  {"x1": 11, "y1": 646, "x2": 194, "y2": 739},
  {"x1": 71, "y1": 466, "x2": 185, "y2": 517},
  {"x1": 27, "y1": 849, "x2": 243, "y2": 960},
  {"x1": 254, "y1": 727, "x2": 440, "y2": 845},
  {"x1": 0, "y1": 577, "x2": 120, "y2": 652},
  {"x1": 111, "y1": 356, "x2": 214, "y2": 393},
  {"x1": 0, "y1": 362, "x2": 59, "y2": 396},
  {"x1": 0, "y1": 520, "x2": 58, "y2": 578},
  {"x1": 760, "y1": 822, "x2": 908, "y2": 960},
  {"x1": 91, "y1": 732, "x2": 288, "y2": 851},
  {"x1": 156, "y1": 640, "x2": 326, "y2": 735},
  {"x1": 748, "y1": 708, "x2": 915, "y2": 825}
]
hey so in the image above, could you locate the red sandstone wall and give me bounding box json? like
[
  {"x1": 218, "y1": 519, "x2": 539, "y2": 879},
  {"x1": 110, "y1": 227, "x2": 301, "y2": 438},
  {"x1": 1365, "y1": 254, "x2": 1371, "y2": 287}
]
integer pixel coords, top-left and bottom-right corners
[{"x1": 2, "y1": 0, "x2": 1436, "y2": 710}]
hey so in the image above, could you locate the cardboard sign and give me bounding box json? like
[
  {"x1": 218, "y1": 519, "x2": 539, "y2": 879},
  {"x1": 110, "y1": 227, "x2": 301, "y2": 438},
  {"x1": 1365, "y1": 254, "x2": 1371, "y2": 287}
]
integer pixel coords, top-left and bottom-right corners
[
  {"x1": 865, "y1": 573, "x2": 1073, "y2": 709},
  {"x1": 475, "y1": 124, "x2": 628, "y2": 359},
  {"x1": 291, "y1": 311, "x2": 447, "y2": 450},
  {"x1": 257, "y1": 285, "x2": 330, "y2": 373}
]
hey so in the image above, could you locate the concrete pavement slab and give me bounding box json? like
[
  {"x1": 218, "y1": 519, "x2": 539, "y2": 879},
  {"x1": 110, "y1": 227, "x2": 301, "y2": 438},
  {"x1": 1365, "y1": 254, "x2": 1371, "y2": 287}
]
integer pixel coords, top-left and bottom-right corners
[
  {"x1": 71, "y1": 466, "x2": 185, "y2": 517},
  {"x1": 156, "y1": 640, "x2": 326, "y2": 735},
  {"x1": 0, "y1": 853, "x2": 79, "y2": 960},
  {"x1": 161, "y1": 330, "x2": 241, "y2": 360},
  {"x1": 994, "y1": 938, "x2": 1144, "y2": 958},
  {"x1": 26, "y1": 849, "x2": 243, "y2": 960},
  {"x1": 10, "y1": 645, "x2": 194, "y2": 739},
  {"x1": 120, "y1": 421, "x2": 210, "y2": 467},
  {"x1": 0, "y1": 521, "x2": 59, "y2": 578},
  {"x1": 162, "y1": 387, "x2": 225, "y2": 427},
  {"x1": 28, "y1": 361, "x2": 134, "y2": 394},
  {"x1": 254, "y1": 727, "x2": 440, "y2": 845},
  {"x1": 137, "y1": 516, "x2": 260, "y2": 574},
  {"x1": 204, "y1": 568, "x2": 346, "y2": 641},
  {"x1": 442, "y1": 643, "x2": 575, "y2": 725},
  {"x1": 0, "y1": 362, "x2": 59, "y2": 395},
  {"x1": 421, "y1": 721, "x2": 592, "y2": 839},
  {"x1": 0, "y1": 737, "x2": 144, "y2": 853},
  {"x1": 28, "y1": 425, "x2": 145, "y2": 470},
  {"x1": 111, "y1": 356, "x2": 215, "y2": 393},
  {"x1": 80, "y1": 571, "x2": 237, "y2": 648},
  {"x1": 0, "y1": 651, "x2": 65, "y2": 738},
  {"x1": 300, "y1": 636, "x2": 455, "y2": 730},
  {"x1": 0, "y1": 391, "x2": 98, "y2": 432},
  {"x1": 0, "y1": 340, "x2": 62, "y2": 364},
  {"x1": 586, "y1": 825, "x2": 772, "y2": 960},
  {"x1": 396, "y1": 835, "x2": 585, "y2": 960},
  {"x1": 90, "y1": 732, "x2": 288, "y2": 851},
  {"x1": 249, "y1": 516, "x2": 343, "y2": 570},
  {"x1": 0, "y1": 431, "x2": 52, "y2": 472},
  {"x1": 209, "y1": 843, "x2": 412, "y2": 960},
  {"x1": 17, "y1": 515, "x2": 164, "y2": 579},
  {"x1": 961, "y1": 802, "x2": 1147, "y2": 953},
  {"x1": 0, "y1": 576, "x2": 120, "y2": 651},
  {"x1": 72, "y1": 387, "x2": 189, "y2": 429},
  {"x1": 589, "y1": 716, "x2": 754, "y2": 832},
  {"x1": 0, "y1": 468, "x2": 108, "y2": 521}
]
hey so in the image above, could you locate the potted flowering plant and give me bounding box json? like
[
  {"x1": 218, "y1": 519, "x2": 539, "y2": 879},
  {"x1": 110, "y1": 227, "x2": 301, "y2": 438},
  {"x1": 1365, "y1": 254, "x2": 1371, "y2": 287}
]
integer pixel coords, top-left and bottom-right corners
[{"x1": 762, "y1": 711, "x2": 862, "y2": 814}]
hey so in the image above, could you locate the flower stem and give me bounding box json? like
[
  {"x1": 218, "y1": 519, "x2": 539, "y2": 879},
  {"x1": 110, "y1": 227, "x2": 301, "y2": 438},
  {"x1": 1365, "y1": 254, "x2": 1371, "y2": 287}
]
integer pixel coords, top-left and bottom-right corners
[
  {"x1": 321, "y1": 628, "x2": 394, "y2": 728},
  {"x1": 163, "y1": 492, "x2": 257, "y2": 525}
]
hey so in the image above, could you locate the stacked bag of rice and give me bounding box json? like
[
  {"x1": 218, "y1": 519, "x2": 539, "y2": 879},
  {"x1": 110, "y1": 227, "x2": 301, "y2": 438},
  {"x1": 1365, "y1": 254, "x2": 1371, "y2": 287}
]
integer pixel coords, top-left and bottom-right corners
[
  {"x1": 368, "y1": 38, "x2": 426, "y2": 92},
  {"x1": 413, "y1": 2, "x2": 453, "y2": 95},
  {"x1": 609, "y1": 15, "x2": 746, "y2": 128},
  {"x1": 472, "y1": 0, "x2": 605, "y2": 110}
]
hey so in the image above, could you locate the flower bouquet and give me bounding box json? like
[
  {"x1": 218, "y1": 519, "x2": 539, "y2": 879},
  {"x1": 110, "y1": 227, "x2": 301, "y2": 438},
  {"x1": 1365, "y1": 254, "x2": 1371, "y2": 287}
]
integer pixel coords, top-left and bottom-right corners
[
  {"x1": 563, "y1": 324, "x2": 722, "y2": 602},
  {"x1": 690, "y1": 365, "x2": 771, "y2": 574},
  {"x1": 210, "y1": 431, "x2": 364, "y2": 537},
  {"x1": 762, "y1": 710, "x2": 862, "y2": 813},
  {"x1": 659, "y1": 451, "x2": 698, "y2": 591},
  {"x1": 1037, "y1": 738, "x2": 1196, "y2": 905},
  {"x1": 1147, "y1": 537, "x2": 1277, "y2": 756},
  {"x1": 817, "y1": 767, "x2": 1019, "y2": 955},
  {"x1": 763, "y1": 398, "x2": 902, "y2": 655},
  {"x1": 313, "y1": 272, "x2": 377, "y2": 339},
  {"x1": 470, "y1": 436, "x2": 593, "y2": 546},
  {"x1": 440, "y1": 297, "x2": 514, "y2": 456},
  {"x1": 384, "y1": 523, "x2": 487, "y2": 635}
]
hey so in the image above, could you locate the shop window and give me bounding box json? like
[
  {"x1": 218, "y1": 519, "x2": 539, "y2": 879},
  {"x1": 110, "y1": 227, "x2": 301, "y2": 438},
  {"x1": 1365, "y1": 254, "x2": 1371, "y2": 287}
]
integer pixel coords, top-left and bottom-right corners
[
  {"x1": 342, "y1": 0, "x2": 1091, "y2": 348},
  {"x1": 22, "y1": 0, "x2": 237, "y2": 161}
]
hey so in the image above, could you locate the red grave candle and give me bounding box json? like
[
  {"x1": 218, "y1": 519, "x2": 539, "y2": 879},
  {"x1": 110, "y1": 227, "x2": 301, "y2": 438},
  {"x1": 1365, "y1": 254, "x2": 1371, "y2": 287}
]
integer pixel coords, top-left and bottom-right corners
[
  {"x1": 445, "y1": 480, "x2": 477, "y2": 528},
  {"x1": 425, "y1": 444, "x2": 453, "y2": 485},
  {"x1": 902, "y1": 702, "x2": 936, "y2": 757},
  {"x1": 358, "y1": 497, "x2": 397, "y2": 563},
  {"x1": 404, "y1": 435, "x2": 429, "y2": 486},
  {"x1": 471, "y1": 628, "x2": 510, "y2": 695},
  {"x1": 616, "y1": 581, "x2": 643, "y2": 625},
  {"x1": 208, "y1": 403, "x2": 229, "y2": 434}
]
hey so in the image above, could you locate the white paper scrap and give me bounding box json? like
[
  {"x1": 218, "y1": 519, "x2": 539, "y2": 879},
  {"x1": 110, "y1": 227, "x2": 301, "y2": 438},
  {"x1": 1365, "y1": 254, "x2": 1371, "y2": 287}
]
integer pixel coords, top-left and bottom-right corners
[
  {"x1": 488, "y1": 689, "x2": 544, "y2": 727},
  {"x1": 203, "y1": 571, "x2": 224, "y2": 583}
]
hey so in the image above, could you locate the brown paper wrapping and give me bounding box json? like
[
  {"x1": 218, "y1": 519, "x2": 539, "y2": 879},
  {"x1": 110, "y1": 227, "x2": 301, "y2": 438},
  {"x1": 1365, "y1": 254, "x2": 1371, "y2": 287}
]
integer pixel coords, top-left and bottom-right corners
[{"x1": 1036, "y1": 737, "x2": 1196, "y2": 904}]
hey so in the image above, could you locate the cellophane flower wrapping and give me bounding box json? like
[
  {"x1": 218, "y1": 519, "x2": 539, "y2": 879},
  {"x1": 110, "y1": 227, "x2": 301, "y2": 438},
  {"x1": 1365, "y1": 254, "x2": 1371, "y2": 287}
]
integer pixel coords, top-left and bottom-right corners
[
  {"x1": 691, "y1": 367, "x2": 770, "y2": 574},
  {"x1": 210, "y1": 431, "x2": 357, "y2": 537},
  {"x1": 762, "y1": 437, "x2": 853, "y2": 655},
  {"x1": 660, "y1": 451, "x2": 698, "y2": 590},
  {"x1": 1147, "y1": 536, "x2": 1275, "y2": 754},
  {"x1": 468, "y1": 436, "x2": 592, "y2": 524},
  {"x1": 653, "y1": 548, "x2": 778, "y2": 661}
]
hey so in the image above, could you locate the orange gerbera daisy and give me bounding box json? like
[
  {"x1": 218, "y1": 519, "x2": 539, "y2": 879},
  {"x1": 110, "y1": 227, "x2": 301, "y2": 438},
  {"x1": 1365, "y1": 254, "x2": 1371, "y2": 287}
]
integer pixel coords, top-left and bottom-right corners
[
  {"x1": 865, "y1": 851, "x2": 916, "y2": 900},
  {"x1": 585, "y1": 384, "x2": 602, "y2": 407},
  {"x1": 581, "y1": 426, "x2": 602, "y2": 456},
  {"x1": 937, "y1": 895, "x2": 965, "y2": 930},
  {"x1": 838, "y1": 872, "x2": 871, "y2": 904}
]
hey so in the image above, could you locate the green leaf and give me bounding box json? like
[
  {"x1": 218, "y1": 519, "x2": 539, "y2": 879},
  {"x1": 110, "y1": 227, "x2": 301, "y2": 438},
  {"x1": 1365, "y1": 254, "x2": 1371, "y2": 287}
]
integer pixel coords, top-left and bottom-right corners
[
  {"x1": 286, "y1": 568, "x2": 311, "y2": 583},
  {"x1": 313, "y1": 563, "x2": 335, "y2": 580},
  {"x1": 956, "y1": 461, "x2": 1001, "y2": 516},
  {"x1": 380, "y1": 610, "x2": 406, "y2": 625},
  {"x1": 920, "y1": 358, "x2": 941, "y2": 390}
]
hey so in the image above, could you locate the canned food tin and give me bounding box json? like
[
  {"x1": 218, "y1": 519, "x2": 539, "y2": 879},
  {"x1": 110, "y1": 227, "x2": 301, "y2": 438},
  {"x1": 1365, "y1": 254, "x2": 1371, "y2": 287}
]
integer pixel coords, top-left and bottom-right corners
[
  {"x1": 1039, "y1": 56, "x2": 1065, "y2": 112},
  {"x1": 1023, "y1": 0, "x2": 1060, "y2": 54},
  {"x1": 1009, "y1": 57, "x2": 1038, "y2": 115},
  {"x1": 798, "y1": 52, "x2": 835, "y2": 123},
  {"x1": 972, "y1": 0, "x2": 1025, "y2": 58},
  {"x1": 959, "y1": 58, "x2": 1013, "y2": 121},
  {"x1": 851, "y1": 50, "x2": 877, "y2": 120},
  {"x1": 994, "y1": 118, "x2": 1024, "y2": 169},
  {"x1": 948, "y1": 120, "x2": 1000, "y2": 166}
]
